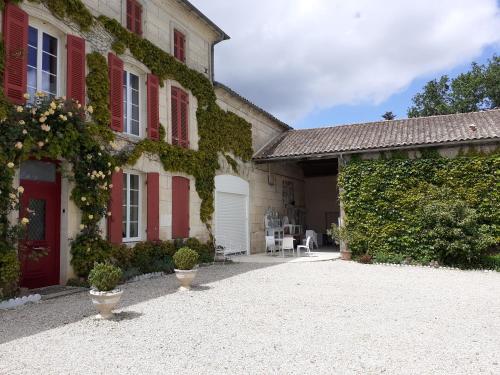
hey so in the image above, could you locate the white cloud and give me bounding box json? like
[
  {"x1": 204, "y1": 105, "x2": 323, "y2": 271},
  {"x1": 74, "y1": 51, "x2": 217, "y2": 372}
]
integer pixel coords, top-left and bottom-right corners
[{"x1": 192, "y1": 0, "x2": 500, "y2": 123}]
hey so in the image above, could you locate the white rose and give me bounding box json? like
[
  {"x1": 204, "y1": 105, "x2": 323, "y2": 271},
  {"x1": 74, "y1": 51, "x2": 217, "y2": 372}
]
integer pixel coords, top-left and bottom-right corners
[
  {"x1": 17, "y1": 186, "x2": 24, "y2": 193},
  {"x1": 21, "y1": 217, "x2": 29, "y2": 225},
  {"x1": 15, "y1": 142, "x2": 23, "y2": 149},
  {"x1": 7, "y1": 162, "x2": 15, "y2": 168}
]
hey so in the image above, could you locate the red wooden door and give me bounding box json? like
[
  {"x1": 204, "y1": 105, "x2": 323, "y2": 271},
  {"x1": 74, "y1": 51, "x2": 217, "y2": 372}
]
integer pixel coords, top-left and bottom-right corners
[
  {"x1": 172, "y1": 176, "x2": 189, "y2": 239},
  {"x1": 19, "y1": 162, "x2": 61, "y2": 289}
]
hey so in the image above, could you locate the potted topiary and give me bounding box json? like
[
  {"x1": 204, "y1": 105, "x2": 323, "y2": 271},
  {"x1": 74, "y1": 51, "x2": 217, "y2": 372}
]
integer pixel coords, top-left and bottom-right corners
[
  {"x1": 173, "y1": 247, "x2": 199, "y2": 290},
  {"x1": 88, "y1": 263, "x2": 123, "y2": 319}
]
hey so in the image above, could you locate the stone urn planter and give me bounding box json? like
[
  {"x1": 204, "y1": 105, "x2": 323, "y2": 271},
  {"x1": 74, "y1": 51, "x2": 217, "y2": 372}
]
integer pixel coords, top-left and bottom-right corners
[
  {"x1": 89, "y1": 289, "x2": 123, "y2": 319},
  {"x1": 174, "y1": 267, "x2": 198, "y2": 290},
  {"x1": 173, "y1": 247, "x2": 200, "y2": 290},
  {"x1": 88, "y1": 263, "x2": 123, "y2": 319},
  {"x1": 340, "y1": 250, "x2": 352, "y2": 261}
]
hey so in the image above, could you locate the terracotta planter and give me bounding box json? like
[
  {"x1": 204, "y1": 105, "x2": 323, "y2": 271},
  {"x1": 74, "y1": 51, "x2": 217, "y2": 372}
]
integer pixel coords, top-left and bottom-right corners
[
  {"x1": 89, "y1": 289, "x2": 123, "y2": 319},
  {"x1": 174, "y1": 267, "x2": 198, "y2": 290},
  {"x1": 340, "y1": 250, "x2": 352, "y2": 261}
]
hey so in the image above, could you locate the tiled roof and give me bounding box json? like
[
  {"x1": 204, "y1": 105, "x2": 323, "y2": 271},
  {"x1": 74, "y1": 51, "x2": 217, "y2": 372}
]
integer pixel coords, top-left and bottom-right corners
[
  {"x1": 254, "y1": 109, "x2": 500, "y2": 160},
  {"x1": 214, "y1": 82, "x2": 293, "y2": 130}
]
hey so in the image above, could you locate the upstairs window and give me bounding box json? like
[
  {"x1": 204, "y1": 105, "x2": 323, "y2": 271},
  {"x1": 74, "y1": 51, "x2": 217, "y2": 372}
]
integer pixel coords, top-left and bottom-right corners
[
  {"x1": 173, "y1": 29, "x2": 186, "y2": 62},
  {"x1": 126, "y1": 0, "x2": 143, "y2": 36},
  {"x1": 27, "y1": 26, "x2": 58, "y2": 100},
  {"x1": 123, "y1": 71, "x2": 140, "y2": 136},
  {"x1": 171, "y1": 87, "x2": 189, "y2": 148}
]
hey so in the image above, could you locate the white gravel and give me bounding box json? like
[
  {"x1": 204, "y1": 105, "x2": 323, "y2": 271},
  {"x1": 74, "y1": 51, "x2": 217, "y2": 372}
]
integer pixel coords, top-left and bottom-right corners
[{"x1": 1, "y1": 261, "x2": 499, "y2": 374}]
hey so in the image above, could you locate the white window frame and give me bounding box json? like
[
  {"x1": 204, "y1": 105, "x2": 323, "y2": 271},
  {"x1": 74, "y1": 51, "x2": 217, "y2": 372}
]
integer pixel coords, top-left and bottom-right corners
[
  {"x1": 122, "y1": 172, "x2": 142, "y2": 242},
  {"x1": 123, "y1": 70, "x2": 141, "y2": 137},
  {"x1": 27, "y1": 24, "x2": 61, "y2": 98}
]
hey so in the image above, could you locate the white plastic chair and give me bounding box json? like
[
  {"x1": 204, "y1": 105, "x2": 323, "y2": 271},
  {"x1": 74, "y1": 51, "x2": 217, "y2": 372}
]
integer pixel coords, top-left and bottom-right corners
[
  {"x1": 297, "y1": 236, "x2": 312, "y2": 257},
  {"x1": 265, "y1": 236, "x2": 277, "y2": 256},
  {"x1": 304, "y1": 230, "x2": 319, "y2": 249},
  {"x1": 282, "y1": 236, "x2": 295, "y2": 257}
]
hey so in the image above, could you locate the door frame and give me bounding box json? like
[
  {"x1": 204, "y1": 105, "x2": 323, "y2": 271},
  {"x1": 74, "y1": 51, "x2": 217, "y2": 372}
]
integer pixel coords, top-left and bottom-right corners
[
  {"x1": 19, "y1": 159, "x2": 61, "y2": 288},
  {"x1": 214, "y1": 175, "x2": 250, "y2": 255}
]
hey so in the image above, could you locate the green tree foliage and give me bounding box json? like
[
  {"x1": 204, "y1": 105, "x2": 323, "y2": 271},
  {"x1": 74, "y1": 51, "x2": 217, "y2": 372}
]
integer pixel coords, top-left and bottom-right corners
[
  {"x1": 382, "y1": 111, "x2": 396, "y2": 120},
  {"x1": 408, "y1": 55, "x2": 500, "y2": 117}
]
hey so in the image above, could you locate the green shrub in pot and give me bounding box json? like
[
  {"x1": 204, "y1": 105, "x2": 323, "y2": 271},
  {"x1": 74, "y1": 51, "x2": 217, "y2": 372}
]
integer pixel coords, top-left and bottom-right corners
[
  {"x1": 88, "y1": 263, "x2": 123, "y2": 292},
  {"x1": 173, "y1": 247, "x2": 199, "y2": 270}
]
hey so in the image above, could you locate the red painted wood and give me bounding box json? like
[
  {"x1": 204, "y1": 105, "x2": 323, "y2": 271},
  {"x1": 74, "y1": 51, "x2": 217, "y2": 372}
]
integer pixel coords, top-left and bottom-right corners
[
  {"x1": 172, "y1": 176, "x2": 190, "y2": 239},
  {"x1": 126, "y1": 0, "x2": 142, "y2": 35},
  {"x1": 174, "y1": 29, "x2": 186, "y2": 62},
  {"x1": 19, "y1": 166, "x2": 61, "y2": 288},
  {"x1": 134, "y1": 1, "x2": 143, "y2": 36},
  {"x1": 66, "y1": 35, "x2": 86, "y2": 105},
  {"x1": 147, "y1": 73, "x2": 159, "y2": 140},
  {"x1": 3, "y1": 3, "x2": 28, "y2": 105},
  {"x1": 147, "y1": 172, "x2": 160, "y2": 241},
  {"x1": 108, "y1": 170, "x2": 123, "y2": 244},
  {"x1": 171, "y1": 87, "x2": 189, "y2": 148},
  {"x1": 108, "y1": 53, "x2": 124, "y2": 132}
]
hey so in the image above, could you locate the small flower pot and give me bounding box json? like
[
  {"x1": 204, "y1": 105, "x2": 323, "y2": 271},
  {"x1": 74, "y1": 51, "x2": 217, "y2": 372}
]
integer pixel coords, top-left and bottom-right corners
[
  {"x1": 340, "y1": 250, "x2": 352, "y2": 261},
  {"x1": 89, "y1": 289, "x2": 123, "y2": 319},
  {"x1": 174, "y1": 267, "x2": 198, "y2": 290}
]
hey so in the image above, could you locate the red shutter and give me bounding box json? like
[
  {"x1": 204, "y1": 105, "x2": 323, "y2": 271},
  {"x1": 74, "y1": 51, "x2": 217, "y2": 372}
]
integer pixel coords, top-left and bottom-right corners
[
  {"x1": 147, "y1": 73, "x2": 159, "y2": 140},
  {"x1": 126, "y1": 0, "x2": 133, "y2": 32},
  {"x1": 171, "y1": 87, "x2": 189, "y2": 148},
  {"x1": 172, "y1": 176, "x2": 190, "y2": 239},
  {"x1": 134, "y1": 1, "x2": 142, "y2": 36},
  {"x1": 147, "y1": 172, "x2": 159, "y2": 241},
  {"x1": 3, "y1": 3, "x2": 28, "y2": 105},
  {"x1": 171, "y1": 87, "x2": 179, "y2": 145},
  {"x1": 108, "y1": 53, "x2": 123, "y2": 132},
  {"x1": 66, "y1": 35, "x2": 86, "y2": 105},
  {"x1": 179, "y1": 90, "x2": 189, "y2": 147},
  {"x1": 108, "y1": 170, "x2": 123, "y2": 244},
  {"x1": 174, "y1": 30, "x2": 185, "y2": 62}
]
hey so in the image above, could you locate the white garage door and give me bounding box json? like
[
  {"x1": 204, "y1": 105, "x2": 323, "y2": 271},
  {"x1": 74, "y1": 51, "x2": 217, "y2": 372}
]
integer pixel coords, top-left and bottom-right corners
[
  {"x1": 215, "y1": 175, "x2": 249, "y2": 255},
  {"x1": 216, "y1": 192, "x2": 248, "y2": 254}
]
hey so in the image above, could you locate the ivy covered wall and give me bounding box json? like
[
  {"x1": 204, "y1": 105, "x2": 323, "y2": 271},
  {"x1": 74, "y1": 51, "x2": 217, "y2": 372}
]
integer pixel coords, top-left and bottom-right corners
[{"x1": 339, "y1": 153, "x2": 499, "y2": 267}]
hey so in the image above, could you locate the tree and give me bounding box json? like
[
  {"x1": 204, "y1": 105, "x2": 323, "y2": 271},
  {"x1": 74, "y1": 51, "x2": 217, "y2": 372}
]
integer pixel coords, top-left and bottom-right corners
[
  {"x1": 408, "y1": 55, "x2": 500, "y2": 118},
  {"x1": 381, "y1": 111, "x2": 396, "y2": 120}
]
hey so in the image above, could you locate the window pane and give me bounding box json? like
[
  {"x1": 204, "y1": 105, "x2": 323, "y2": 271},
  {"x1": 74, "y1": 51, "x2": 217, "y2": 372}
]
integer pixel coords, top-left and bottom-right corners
[
  {"x1": 26, "y1": 199, "x2": 46, "y2": 241},
  {"x1": 42, "y1": 53, "x2": 57, "y2": 74},
  {"x1": 28, "y1": 27, "x2": 38, "y2": 47},
  {"x1": 130, "y1": 189, "x2": 139, "y2": 206},
  {"x1": 123, "y1": 72, "x2": 128, "y2": 125},
  {"x1": 129, "y1": 222, "x2": 138, "y2": 238},
  {"x1": 131, "y1": 105, "x2": 139, "y2": 121},
  {"x1": 130, "y1": 207, "x2": 139, "y2": 222},
  {"x1": 129, "y1": 73, "x2": 139, "y2": 89},
  {"x1": 27, "y1": 67, "x2": 37, "y2": 90},
  {"x1": 130, "y1": 175, "x2": 139, "y2": 190},
  {"x1": 131, "y1": 120, "x2": 139, "y2": 136},
  {"x1": 20, "y1": 161, "x2": 56, "y2": 182},
  {"x1": 42, "y1": 33, "x2": 57, "y2": 56},
  {"x1": 41, "y1": 72, "x2": 57, "y2": 95},
  {"x1": 131, "y1": 89, "x2": 139, "y2": 105},
  {"x1": 28, "y1": 46, "x2": 37, "y2": 67}
]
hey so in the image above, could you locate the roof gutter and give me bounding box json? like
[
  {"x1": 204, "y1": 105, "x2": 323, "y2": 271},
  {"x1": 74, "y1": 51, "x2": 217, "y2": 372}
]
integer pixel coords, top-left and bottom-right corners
[{"x1": 252, "y1": 137, "x2": 500, "y2": 163}]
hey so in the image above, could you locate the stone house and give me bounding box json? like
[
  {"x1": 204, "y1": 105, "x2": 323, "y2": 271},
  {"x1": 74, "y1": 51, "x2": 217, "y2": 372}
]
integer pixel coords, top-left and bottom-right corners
[{"x1": 3, "y1": 1, "x2": 499, "y2": 290}]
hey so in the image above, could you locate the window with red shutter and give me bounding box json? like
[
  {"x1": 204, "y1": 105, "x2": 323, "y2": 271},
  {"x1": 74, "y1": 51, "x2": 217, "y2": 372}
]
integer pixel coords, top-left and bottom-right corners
[
  {"x1": 147, "y1": 74, "x2": 159, "y2": 140},
  {"x1": 147, "y1": 172, "x2": 159, "y2": 241},
  {"x1": 66, "y1": 35, "x2": 86, "y2": 105},
  {"x1": 171, "y1": 87, "x2": 189, "y2": 148},
  {"x1": 3, "y1": 3, "x2": 28, "y2": 104},
  {"x1": 172, "y1": 176, "x2": 190, "y2": 239},
  {"x1": 173, "y1": 29, "x2": 186, "y2": 63},
  {"x1": 108, "y1": 53, "x2": 124, "y2": 132},
  {"x1": 108, "y1": 170, "x2": 124, "y2": 244},
  {"x1": 126, "y1": 0, "x2": 143, "y2": 36}
]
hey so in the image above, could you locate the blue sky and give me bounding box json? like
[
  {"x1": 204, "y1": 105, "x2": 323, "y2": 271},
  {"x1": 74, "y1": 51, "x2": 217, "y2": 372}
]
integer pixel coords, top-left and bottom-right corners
[
  {"x1": 193, "y1": 0, "x2": 500, "y2": 129},
  {"x1": 295, "y1": 45, "x2": 500, "y2": 128}
]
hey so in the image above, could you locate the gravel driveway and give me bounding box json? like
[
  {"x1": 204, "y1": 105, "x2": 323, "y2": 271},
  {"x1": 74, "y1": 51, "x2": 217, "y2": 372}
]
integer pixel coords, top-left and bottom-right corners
[{"x1": 1, "y1": 261, "x2": 499, "y2": 374}]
